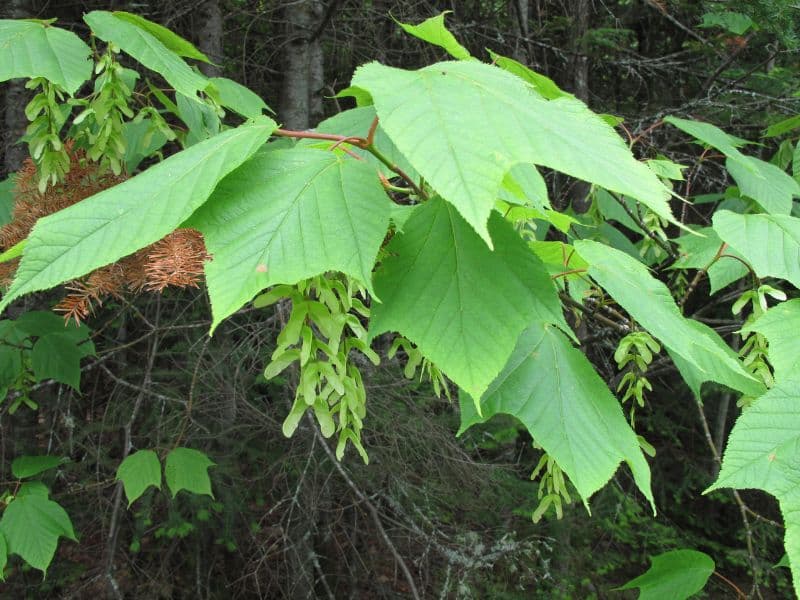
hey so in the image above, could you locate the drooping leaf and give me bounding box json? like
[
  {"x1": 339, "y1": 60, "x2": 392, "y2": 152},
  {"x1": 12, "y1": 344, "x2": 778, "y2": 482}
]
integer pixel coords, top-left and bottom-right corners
[
  {"x1": 207, "y1": 76, "x2": 271, "y2": 118},
  {"x1": 672, "y1": 226, "x2": 749, "y2": 294},
  {"x1": 369, "y1": 198, "x2": 569, "y2": 401},
  {"x1": 726, "y1": 156, "x2": 799, "y2": 215},
  {"x1": 396, "y1": 12, "x2": 472, "y2": 60},
  {"x1": 741, "y1": 299, "x2": 800, "y2": 380},
  {"x1": 617, "y1": 549, "x2": 715, "y2": 599},
  {"x1": 13, "y1": 310, "x2": 94, "y2": 357},
  {"x1": 353, "y1": 61, "x2": 670, "y2": 245},
  {"x1": 116, "y1": 450, "x2": 161, "y2": 506},
  {"x1": 0, "y1": 20, "x2": 92, "y2": 95},
  {"x1": 0, "y1": 119, "x2": 275, "y2": 312},
  {"x1": 31, "y1": 333, "x2": 82, "y2": 389},
  {"x1": 84, "y1": 11, "x2": 208, "y2": 99},
  {"x1": 164, "y1": 447, "x2": 215, "y2": 498},
  {"x1": 11, "y1": 455, "x2": 62, "y2": 479},
  {"x1": 707, "y1": 377, "x2": 800, "y2": 589},
  {"x1": 111, "y1": 11, "x2": 211, "y2": 63},
  {"x1": 0, "y1": 491, "x2": 76, "y2": 573},
  {"x1": 712, "y1": 211, "x2": 800, "y2": 289},
  {"x1": 574, "y1": 240, "x2": 763, "y2": 397},
  {"x1": 122, "y1": 118, "x2": 168, "y2": 173},
  {"x1": 188, "y1": 147, "x2": 391, "y2": 331},
  {"x1": 766, "y1": 114, "x2": 800, "y2": 138},
  {"x1": 459, "y1": 322, "x2": 654, "y2": 508},
  {"x1": 0, "y1": 346, "x2": 23, "y2": 389}
]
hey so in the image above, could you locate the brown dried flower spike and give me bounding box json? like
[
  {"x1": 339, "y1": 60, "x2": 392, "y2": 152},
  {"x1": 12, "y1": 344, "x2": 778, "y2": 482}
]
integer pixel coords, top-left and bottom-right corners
[{"x1": 0, "y1": 142, "x2": 211, "y2": 324}]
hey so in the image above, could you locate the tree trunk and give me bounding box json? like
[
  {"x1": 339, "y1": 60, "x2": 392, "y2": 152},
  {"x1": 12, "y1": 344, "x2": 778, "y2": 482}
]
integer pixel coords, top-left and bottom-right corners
[
  {"x1": 509, "y1": 0, "x2": 531, "y2": 64},
  {"x1": 280, "y1": 0, "x2": 326, "y2": 130},
  {"x1": 568, "y1": 0, "x2": 592, "y2": 213},
  {"x1": 197, "y1": 0, "x2": 224, "y2": 78},
  {"x1": 3, "y1": 0, "x2": 29, "y2": 175}
]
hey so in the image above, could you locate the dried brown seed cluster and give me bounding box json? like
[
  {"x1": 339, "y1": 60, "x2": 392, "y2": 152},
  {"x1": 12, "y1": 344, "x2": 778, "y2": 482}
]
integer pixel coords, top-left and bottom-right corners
[{"x1": 0, "y1": 143, "x2": 211, "y2": 324}]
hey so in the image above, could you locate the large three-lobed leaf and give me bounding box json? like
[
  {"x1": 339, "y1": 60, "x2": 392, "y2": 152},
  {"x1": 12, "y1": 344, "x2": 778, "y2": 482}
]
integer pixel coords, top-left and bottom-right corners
[
  {"x1": 188, "y1": 147, "x2": 391, "y2": 331},
  {"x1": 369, "y1": 198, "x2": 569, "y2": 401},
  {"x1": 0, "y1": 119, "x2": 276, "y2": 312},
  {"x1": 353, "y1": 60, "x2": 671, "y2": 245},
  {"x1": 459, "y1": 322, "x2": 654, "y2": 508}
]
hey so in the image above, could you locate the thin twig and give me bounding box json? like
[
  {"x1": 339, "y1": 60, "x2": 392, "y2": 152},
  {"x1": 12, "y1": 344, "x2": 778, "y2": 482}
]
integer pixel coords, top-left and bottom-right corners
[{"x1": 307, "y1": 413, "x2": 421, "y2": 600}]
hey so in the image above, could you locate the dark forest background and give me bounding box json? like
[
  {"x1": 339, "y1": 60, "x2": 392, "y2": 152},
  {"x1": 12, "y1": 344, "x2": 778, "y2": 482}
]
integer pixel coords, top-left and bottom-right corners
[{"x1": 1, "y1": 1, "x2": 798, "y2": 598}]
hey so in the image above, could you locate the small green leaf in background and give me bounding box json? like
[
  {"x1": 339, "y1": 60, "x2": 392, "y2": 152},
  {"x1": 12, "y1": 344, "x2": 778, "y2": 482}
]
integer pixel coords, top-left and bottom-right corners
[
  {"x1": 617, "y1": 549, "x2": 715, "y2": 599},
  {"x1": 111, "y1": 11, "x2": 211, "y2": 63},
  {"x1": 395, "y1": 12, "x2": 472, "y2": 60},
  {"x1": 207, "y1": 77, "x2": 271, "y2": 118},
  {"x1": 11, "y1": 455, "x2": 62, "y2": 479},
  {"x1": 0, "y1": 488, "x2": 77, "y2": 573},
  {"x1": 699, "y1": 11, "x2": 754, "y2": 35},
  {"x1": 0, "y1": 532, "x2": 7, "y2": 580},
  {"x1": 165, "y1": 448, "x2": 215, "y2": 498},
  {"x1": 0, "y1": 177, "x2": 14, "y2": 227},
  {"x1": 712, "y1": 210, "x2": 800, "y2": 289},
  {"x1": 117, "y1": 450, "x2": 161, "y2": 506},
  {"x1": 0, "y1": 346, "x2": 23, "y2": 390},
  {"x1": 0, "y1": 20, "x2": 92, "y2": 94},
  {"x1": 31, "y1": 333, "x2": 82, "y2": 390}
]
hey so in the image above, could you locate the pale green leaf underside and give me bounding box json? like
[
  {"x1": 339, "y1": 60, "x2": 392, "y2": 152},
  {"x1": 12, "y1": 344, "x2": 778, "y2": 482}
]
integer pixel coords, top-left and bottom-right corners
[
  {"x1": 618, "y1": 549, "x2": 715, "y2": 599},
  {"x1": 713, "y1": 210, "x2": 800, "y2": 289},
  {"x1": 0, "y1": 492, "x2": 76, "y2": 573},
  {"x1": 0, "y1": 120, "x2": 275, "y2": 312},
  {"x1": 575, "y1": 240, "x2": 763, "y2": 397},
  {"x1": 726, "y1": 156, "x2": 799, "y2": 215},
  {"x1": 742, "y1": 299, "x2": 800, "y2": 380},
  {"x1": 165, "y1": 447, "x2": 215, "y2": 498},
  {"x1": 459, "y1": 322, "x2": 653, "y2": 508},
  {"x1": 707, "y1": 377, "x2": 800, "y2": 589},
  {"x1": 117, "y1": 449, "x2": 161, "y2": 506},
  {"x1": 188, "y1": 147, "x2": 390, "y2": 331},
  {"x1": 369, "y1": 198, "x2": 570, "y2": 401},
  {"x1": 0, "y1": 20, "x2": 92, "y2": 95},
  {"x1": 353, "y1": 61, "x2": 671, "y2": 244},
  {"x1": 84, "y1": 11, "x2": 208, "y2": 99},
  {"x1": 664, "y1": 116, "x2": 750, "y2": 163}
]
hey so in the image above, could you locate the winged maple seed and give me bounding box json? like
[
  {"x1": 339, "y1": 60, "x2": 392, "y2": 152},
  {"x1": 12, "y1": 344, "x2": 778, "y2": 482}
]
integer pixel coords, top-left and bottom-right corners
[{"x1": 0, "y1": 142, "x2": 211, "y2": 325}]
